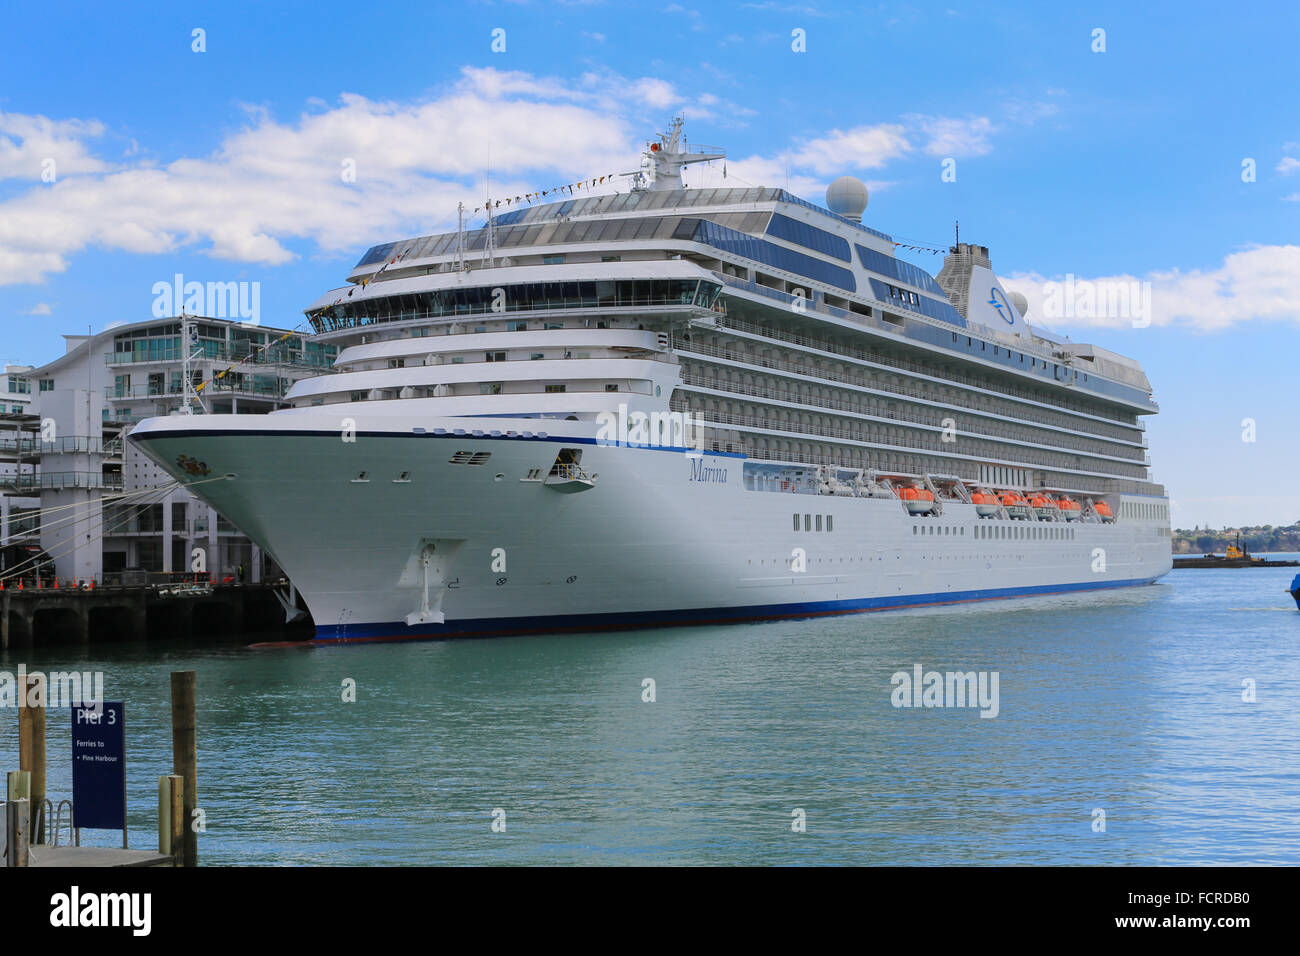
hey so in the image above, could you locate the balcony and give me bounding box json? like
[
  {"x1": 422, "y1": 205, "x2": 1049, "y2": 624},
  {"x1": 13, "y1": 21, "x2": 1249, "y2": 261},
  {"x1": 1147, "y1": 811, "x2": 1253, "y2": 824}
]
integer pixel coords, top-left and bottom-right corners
[
  {"x1": 106, "y1": 345, "x2": 337, "y2": 372},
  {"x1": 1, "y1": 471, "x2": 125, "y2": 491}
]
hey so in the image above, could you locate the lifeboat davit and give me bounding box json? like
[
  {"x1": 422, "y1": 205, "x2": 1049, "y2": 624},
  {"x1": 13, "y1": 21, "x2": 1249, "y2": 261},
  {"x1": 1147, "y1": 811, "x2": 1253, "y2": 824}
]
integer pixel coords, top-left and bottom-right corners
[
  {"x1": 1057, "y1": 496, "x2": 1082, "y2": 521},
  {"x1": 970, "y1": 490, "x2": 1000, "y2": 518},
  {"x1": 997, "y1": 490, "x2": 1032, "y2": 519},
  {"x1": 1093, "y1": 500, "x2": 1115, "y2": 523},
  {"x1": 899, "y1": 485, "x2": 937, "y2": 515}
]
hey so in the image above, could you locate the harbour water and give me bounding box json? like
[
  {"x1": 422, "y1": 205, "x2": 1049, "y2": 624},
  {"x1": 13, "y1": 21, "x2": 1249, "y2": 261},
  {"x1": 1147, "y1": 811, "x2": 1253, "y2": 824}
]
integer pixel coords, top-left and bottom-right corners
[{"x1": 4, "y1": 562, "x2": 1298, "y2": 865}]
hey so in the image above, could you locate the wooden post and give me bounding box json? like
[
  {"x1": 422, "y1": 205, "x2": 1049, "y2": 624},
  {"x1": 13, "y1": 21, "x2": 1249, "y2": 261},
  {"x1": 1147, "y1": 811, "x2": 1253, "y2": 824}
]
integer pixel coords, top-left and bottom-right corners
[
  {"x1": 19, "y1": 674, "x2": 46, "y2": 844},
  {"x1": 5, "y1": 798, "x2": 29, "y2": 867},
  {"x1": 170, "y1": 671, "x2": 197, "y2": 867},
  {"x1": 2, "y1": 590, "x2": 9, "y2": 649},
  {"x1": 6, "y1": 770, "x2": 30, "y2": 802},
  {"x1": 157, "y1": 774, "x2": 184, "y2": 866}
]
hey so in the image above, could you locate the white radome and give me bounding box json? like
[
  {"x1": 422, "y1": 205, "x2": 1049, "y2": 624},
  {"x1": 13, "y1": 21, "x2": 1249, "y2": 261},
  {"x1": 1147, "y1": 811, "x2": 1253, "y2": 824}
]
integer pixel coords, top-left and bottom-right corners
[{"x1": 826, "y1": 176, "x2": 869, "y2": 222}]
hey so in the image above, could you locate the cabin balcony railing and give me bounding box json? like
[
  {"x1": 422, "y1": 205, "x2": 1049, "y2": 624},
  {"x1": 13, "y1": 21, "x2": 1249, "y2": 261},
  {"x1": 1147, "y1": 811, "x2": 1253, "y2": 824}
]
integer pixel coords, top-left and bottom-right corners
[
  {"x1": 675, "y1": 340, "x2": 1142, "y2": 446},
  {"x1": 311, "y1": 297, "x2": 718, "y2": 335},
  {"x1": 689, "y1": 409, "x2": 1150, "y2": 481},
  {"x1": 709, "y1": 314, "x2": 1143, "y2": 427},
  {"x1": 677, "y1": 372, "x2": 1147, "y2": 464}
]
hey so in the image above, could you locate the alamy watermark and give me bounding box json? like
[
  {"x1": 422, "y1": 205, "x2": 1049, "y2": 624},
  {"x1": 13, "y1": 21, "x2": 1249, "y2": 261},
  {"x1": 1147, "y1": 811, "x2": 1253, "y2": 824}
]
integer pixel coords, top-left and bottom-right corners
[
  {"x1": 890, "y1": 664, "x2": 1000, "y2": 718},
  {"x1": 0, "y1": 666, "x2": 104, "y2": 711},
  {"x1": 152, "y1": 273, "x2": 260, "y2": 326},
  {"x1": 1041, "y1": 274, "x2": 1152, "y2": 328},
  {"x1": 596, "y1": 402, "x2": 704, "y2": 452}
]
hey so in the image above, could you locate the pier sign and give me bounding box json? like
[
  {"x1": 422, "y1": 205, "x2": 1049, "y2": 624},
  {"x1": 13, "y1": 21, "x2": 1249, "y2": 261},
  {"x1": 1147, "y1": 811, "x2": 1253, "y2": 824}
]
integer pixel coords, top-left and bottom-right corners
[{"x1": 71, "y1": 702, "x2": 126, "y2": 831}]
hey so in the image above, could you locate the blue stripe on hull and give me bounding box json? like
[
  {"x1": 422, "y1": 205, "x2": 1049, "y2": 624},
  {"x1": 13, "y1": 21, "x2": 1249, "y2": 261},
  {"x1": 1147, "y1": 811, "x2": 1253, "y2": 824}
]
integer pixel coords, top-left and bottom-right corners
[{"x1": 306, "y1": 576, "x2": 1164, "y2": 645}]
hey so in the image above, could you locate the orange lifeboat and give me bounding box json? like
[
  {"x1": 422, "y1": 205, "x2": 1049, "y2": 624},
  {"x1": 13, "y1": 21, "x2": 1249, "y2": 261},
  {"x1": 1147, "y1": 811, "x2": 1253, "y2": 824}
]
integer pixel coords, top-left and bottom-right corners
[
  {"x1": 901, "y1": 484, "x2": 936, "y2": 515},
  {"x1": 1028, "y1": 493, "x2": 1059, "y2": 520},
  {"x1": 997, "y1": 490, "x2": 1032, "y2": 519},
  {"x1": 1057, "y1": 496, "x2": 1082, "y2": 521},
  {"x1": 970, "y1": 489, "x2": 1000, "y2": 518},
  {"x1": 1093, "y1": 500, "x2": 1115, "y2": 523}
]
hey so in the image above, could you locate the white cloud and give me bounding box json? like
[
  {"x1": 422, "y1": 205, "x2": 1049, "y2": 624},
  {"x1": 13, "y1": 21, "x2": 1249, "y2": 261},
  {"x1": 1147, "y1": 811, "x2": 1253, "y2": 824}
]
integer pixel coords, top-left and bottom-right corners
[
  {"x1": 905, "y1": 114, "x2": 996, "y2": 158},
  {"x1": 1002, "y1": 244, "x2": 1300, "y2": 332},
  {"x1": 0, "y1": 68, "x2": 653, "y2": 285},
  {"x1": 23, "y1": 302, "x2": 53, "y2": 315},
  {"x1": 0, "y1": 70, "x2": 1008, "y2": 288},
  {"x1": 790, "y1": 124, "x2": 912, "y2": 174},
  {"x1": 1276, "y1": 156, "x2": 1300, "y2": 175},
  {"x1": 0, "y1": 112, "x2": 109, "y2": 181},
  {"x1": 632, "y1": 78, "x2": 678, "y2": 110}
]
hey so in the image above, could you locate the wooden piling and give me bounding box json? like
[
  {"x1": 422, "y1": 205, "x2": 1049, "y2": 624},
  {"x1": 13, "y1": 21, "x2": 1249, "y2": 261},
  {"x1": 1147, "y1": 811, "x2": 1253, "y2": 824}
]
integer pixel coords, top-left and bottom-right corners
[
  {"x1": 170, "y1": 671, "x2": 197, "y2": 867},
  {"x1": 18, "y1": 675, "x2": 46, "y2": 844},
  {"x1": 158, "y1": 774, "x2": 184, "y2": 865},
  {"x1": 2, "y1": 590, "x2": 9, "y2": 649},
  {"x1": 6, "y1": 770, "x2": 30, "y2": 802},
  {"x1": 5, "y1": 798, "x2": 29, "y2": 867}
]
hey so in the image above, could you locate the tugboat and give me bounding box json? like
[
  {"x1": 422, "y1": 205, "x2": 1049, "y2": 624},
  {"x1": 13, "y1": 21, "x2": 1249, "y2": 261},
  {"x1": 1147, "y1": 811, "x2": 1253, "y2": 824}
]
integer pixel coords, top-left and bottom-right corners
[
  {"x1": 1172, "y1": 532, "x2": 1300, "y2": 569},
  {"x1": 1289, "y1": 574, "x2": 1300, "y2": 610}
]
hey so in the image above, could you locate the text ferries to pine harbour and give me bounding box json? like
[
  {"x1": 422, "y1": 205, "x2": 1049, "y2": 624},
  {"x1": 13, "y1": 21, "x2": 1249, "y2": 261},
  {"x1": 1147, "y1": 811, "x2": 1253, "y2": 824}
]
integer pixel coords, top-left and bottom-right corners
[{"x1": 131, "y1": 120, "x2": 1172, "y2": 643}]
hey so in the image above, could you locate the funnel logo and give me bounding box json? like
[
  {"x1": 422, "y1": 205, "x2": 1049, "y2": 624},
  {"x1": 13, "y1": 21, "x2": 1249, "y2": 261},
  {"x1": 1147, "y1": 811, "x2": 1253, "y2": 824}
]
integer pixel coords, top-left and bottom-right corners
[{"x1": 988, "y1": 287, "x2": 1015, "y2": 325}]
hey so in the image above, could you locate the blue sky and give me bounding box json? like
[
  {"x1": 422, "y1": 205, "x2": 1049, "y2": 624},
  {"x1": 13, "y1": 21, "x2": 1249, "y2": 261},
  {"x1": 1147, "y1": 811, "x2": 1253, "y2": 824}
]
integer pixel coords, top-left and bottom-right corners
[{"x1": 2, "y1": 0, "x2": 1297, "y2": 528}]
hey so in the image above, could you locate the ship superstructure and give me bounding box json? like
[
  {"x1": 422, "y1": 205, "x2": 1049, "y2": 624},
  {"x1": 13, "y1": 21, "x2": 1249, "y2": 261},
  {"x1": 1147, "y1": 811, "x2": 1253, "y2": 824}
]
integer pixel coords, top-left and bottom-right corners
[{"x1": 131, "y1": 119, "x2": 1171, "y2": 641}]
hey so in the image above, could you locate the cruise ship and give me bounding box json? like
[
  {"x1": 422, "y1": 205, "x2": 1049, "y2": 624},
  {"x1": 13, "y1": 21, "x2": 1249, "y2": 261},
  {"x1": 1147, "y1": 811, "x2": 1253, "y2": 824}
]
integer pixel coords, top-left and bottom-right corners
[{"x1": 131, "y1": 119, "x2": 1172, "y2": 642}]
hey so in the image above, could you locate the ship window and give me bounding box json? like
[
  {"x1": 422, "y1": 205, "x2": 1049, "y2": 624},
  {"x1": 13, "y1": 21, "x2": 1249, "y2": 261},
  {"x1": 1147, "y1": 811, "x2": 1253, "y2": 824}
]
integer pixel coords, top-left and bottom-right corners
[
  {"x1": 531, "y1": 353, "x2": 545, "y2": 360},
  {"x1": 794, "y1": 514, "x2": 800, "y2": 531},
  {"x1": 815, "y1": 515, "x2": 823, "y2": 532},
  {"x1": 827, "y1": 516, "x2": 833, "y2": 532},
  {"x1": 545, "y1": 384, "x2": 567, "y2": 393},
  {"x1": 804, "y1": 514, "x2": 811, "y2": 531},
  {"x1": 544, "y1": 254, "x2": 566, "y2": 265},
  {"x1": 486, "y1": 351, "x2": 506, "y2": 362},
  {"x1": 480, "y1": 383, "x2": 503, "y2": 394},
  {"x1": 508, "y1": 321, "x2": 527, "y2": 331},
  {"x1": 605, "y1": 384, "x2": 619, "y2": 392}
]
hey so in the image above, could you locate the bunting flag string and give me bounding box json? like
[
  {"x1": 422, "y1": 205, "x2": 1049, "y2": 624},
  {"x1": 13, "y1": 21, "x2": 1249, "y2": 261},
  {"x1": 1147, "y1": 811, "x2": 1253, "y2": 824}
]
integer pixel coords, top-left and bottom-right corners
[
  {"x1": 893, "y1": 241, "x2": 946, "y2": 256},
  {"x1": 468, "y1": 172, "x2": 623, "y2": 216}
]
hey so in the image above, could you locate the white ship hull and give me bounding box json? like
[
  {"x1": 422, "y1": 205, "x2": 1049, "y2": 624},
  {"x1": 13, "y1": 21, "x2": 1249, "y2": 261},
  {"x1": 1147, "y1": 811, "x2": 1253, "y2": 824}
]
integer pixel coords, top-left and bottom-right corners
[{"x1": 131, "y1": 413, "x2": 1172, "y2": 643}]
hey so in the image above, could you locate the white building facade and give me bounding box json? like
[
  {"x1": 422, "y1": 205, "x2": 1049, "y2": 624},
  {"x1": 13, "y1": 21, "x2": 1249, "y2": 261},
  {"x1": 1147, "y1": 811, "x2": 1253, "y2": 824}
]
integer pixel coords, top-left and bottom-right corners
[{"x1": 3, "y1": 316, "x2": 335, "y2": 583}]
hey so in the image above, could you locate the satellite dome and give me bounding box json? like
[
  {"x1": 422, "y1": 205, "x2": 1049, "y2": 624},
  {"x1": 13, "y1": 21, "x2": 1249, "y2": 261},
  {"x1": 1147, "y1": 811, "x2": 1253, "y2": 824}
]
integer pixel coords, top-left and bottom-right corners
[
  {"x1": 826, "y1": 176, "x2": 869, "y2": 222},
  {"x1": 1009, "y1": 291, "x2": 1029, "y2": 317}
]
